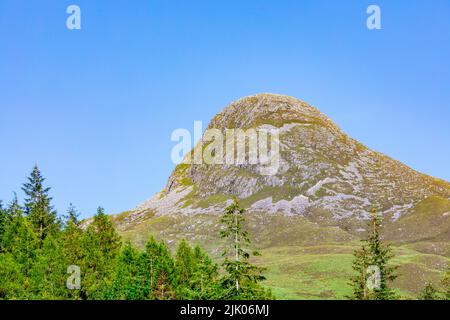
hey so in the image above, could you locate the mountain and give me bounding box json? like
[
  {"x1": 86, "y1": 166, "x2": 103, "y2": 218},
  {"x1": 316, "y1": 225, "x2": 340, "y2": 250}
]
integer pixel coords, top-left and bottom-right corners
[{"x1": 114, "y1": 93, "x2": 450, "y2": 299}]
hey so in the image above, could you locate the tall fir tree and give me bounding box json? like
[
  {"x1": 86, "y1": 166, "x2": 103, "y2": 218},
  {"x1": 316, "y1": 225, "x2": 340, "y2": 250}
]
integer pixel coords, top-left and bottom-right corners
[
  {"x1": 81, "y1": 207, "x2": 121, "y2": 299},
  {"x1": 22, "y1": 165, "x2": 59, "y2": 242},
  {"x1": 106, "y1": 242, "x2": 147, "y2": 300},
  {"x1": 349, "y1": 208, "x2": 398, "y2": 300},
  {"x1": 0, "y1": 195, "x2": 39, "y2": 298},
  {"x1": 174, "y1": 239, "x2": 221, "y2": 299},
  {"x1": 219, "y1": 199, "x2": 271, "y2": 300},
  {"x1": 142, "y1": 236, "x2": 177, "y2": 299},
  {"x1": 64, "y1": 203, "x2": 80, "y2": 227},
  {"x1": 175, "y1": 239, "x2": 195, "y2": 287},
  {"x1": 190, "y1": 245, "x2": 220, "y2": 299},
  {"x1": 28, "y1": 234, "x2": 69, "y2": 299}
]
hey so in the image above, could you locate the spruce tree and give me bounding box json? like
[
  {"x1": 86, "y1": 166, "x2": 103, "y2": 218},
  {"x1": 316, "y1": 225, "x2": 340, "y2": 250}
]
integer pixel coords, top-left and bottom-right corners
[
  {"x1": 174, "y1": 240, "x2": 221, "y2": 299},
  {"x1": 29, "y1": 234, "x2": 68, "y2": 299},
  {"x1": 81, "y1": 207, "x2": 121, "y2": 299},
  {"x1": 0, "y1": 200, "x2": 7, "y2": 247},
  {"x1": 22, "y1": 165, "x2": 58, "y2": 242},
  {"x1": 65, "y1": 203, "x2": 80, "y2": 227},
  {"x1": 191, "y1": 245, "x2": 220, "y2": 299},
  {"x1": 175, "y1": 239, "x2": 195, "y2": 287},
  {"x1": 0, "y1": 200, "x2": 5, "y2": 235},
  {"x1": 348, "y1": 245, "x2": 372, "y2": 299},
  {"x1": 0, "y1": 196, "x2": 39, "y2": 298},
  {"x1": 349, "y1": 208, "x2": 398, "y2": 300},
  {"x1": 219, "y1": 199, "x2": 271, "y2": 300},
  {"x1": 142, "y1": 236, "x2": 176, "y2": 299},
  {"x1": 107, "y1": 243, "x2": 147, "y2": 300}
]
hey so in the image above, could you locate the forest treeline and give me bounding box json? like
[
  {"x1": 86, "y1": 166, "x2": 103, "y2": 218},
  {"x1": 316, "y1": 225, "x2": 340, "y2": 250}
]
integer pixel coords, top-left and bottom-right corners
[
  {"x1": 0, "y1": 165, "x2": 449, "y2": 300},
  {"x1": 0, "y1": 166, "x2": 271, "y2": 300}
]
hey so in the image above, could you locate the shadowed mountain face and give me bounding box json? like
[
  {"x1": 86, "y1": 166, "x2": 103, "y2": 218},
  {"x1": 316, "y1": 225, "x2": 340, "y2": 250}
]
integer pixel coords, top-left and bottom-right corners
[{"x1": 113, "y1": 93, "x2": 450, "y2": 299}]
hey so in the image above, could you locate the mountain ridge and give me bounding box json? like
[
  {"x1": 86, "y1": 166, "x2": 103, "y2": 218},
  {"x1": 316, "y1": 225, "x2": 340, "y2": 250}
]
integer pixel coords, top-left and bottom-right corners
[
  {"x1": 112, "y1": 93, "x2": 450, "y2": 299},
  {"x1": 129, "y1": 94, "x2": 450, "y2": 235}
]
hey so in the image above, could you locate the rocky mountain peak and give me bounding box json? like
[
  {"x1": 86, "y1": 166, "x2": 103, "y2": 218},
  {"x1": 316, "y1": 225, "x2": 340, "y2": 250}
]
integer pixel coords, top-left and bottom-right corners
[
  {"x1": 207, "y1": 93, "x2": 342, "y2": 137},
  {"x1": 129, "y1": 94, "x2": 450, "y2": 243}
]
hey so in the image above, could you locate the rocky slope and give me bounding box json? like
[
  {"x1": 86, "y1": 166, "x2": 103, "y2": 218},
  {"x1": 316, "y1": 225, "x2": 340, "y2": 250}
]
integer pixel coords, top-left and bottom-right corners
[
  {"x1": 117, "y1": 93, "x2": 450, "y2": 245},
  {"x1": 110, "y1": 93, "x2": 450, "y2": 299}
]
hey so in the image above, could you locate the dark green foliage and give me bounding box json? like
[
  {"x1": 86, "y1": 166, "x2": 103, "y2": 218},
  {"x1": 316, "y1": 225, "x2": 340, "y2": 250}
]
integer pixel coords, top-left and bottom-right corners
[
  {"x1": 219, "y1": 199, "x2": 272, "y2": 300},
  {"x1": 175, "y1": 240, "x2": 220, "y2": 299},
  {"x1": 64, "y1": 203, "x2": 80, "y2": 227},
  {"x1": 106, "y1": 243, "x2": 149, "y2": 299},
  {"x1": 22, "y1": 165, "x2": 59, "y2": 242},
  {"x1": 348, "y1": 208, "x2": 398, "y2": 300},
  {"x1": 142, "y1": 236, "x2": 177, "y2": 299},
  {"x1": 0, "y1": 200, "x2": 6, "y2": 243},
  {"x1": 29, "y1": 235, "x2": 69, "y2": 299},
  {"x1": 0, "y1": 196, "x2": 39, "y2": 299},
  {"x1": 79, "y1": 207, "x2": 121, "y2": 299},
  {"x1": 0, "y1": 168, "x2": 276, "y2": 300}
]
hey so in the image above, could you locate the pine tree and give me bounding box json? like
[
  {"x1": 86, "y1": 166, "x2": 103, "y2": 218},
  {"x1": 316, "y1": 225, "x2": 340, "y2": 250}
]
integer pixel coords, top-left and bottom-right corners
[
  {"x1": 64, "y1": 203, "x2": 80, "y2": 227},
  {"x1": 349, "y1": 208, "x2": 398, "y2": 300},
  {"x1": 107, "y1": 243, "x2": 147, "y2": 300},
  {"x1": 81, "y1": 207, "x2": 121, "y2": 299},
  {"x1": 219, "y1": 199, "x2": 271, "y2": 300},
  {"x1": 22, "y1": 165, "x2": 59, "y2": 242},
  {"x1": 348, "y1": 245, "x2": 372, "y2": 299},
  {"x1": 191, "y1": 245, "x2": 220, "y2": 299},
  {"x1": 0, "y1": 252, "x2": 25, "y2": 299},
  {"x1": 175, "y1": 239, "x2": 195, "y2": 287},
  {"x1": 142, "y1": 236, "x2": 176, "y2": 299},
  {"x1": 0, "y1": 196, "x2": 39, "y2": 298},
  {"x1": 174, "y1": 240, "x2": 221, "y2": 299},
  {"x1": 29, "y1": 234, "x2": 69, "y2": 299},
  {"x1": 0, "y1": 200, "x2": 6, "y2": 241}
]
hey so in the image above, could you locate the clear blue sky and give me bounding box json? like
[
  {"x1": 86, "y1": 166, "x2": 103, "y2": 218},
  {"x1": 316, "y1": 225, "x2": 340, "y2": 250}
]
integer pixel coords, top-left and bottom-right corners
[{"x1": 1, "y1": 0, "x2": 449, "y2": 219}]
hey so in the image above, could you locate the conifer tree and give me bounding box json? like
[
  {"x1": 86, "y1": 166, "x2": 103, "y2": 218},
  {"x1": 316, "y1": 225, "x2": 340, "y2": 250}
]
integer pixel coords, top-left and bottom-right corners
[
  {"x1": 190, "y1": 245, "x2": 220, "y2": 299},
  {"x1": 29, "y1": 234, "x2": 68, "y2": 299},
  {"x1": 107, "y1": 243, "x2": 147, "y2": 300},
  {"x1": 22, "y1": 165, "x2": 59, "y2": 242},
  {"x1": 175, "y1": 239, "x2": 195, "y2": 286},
  {"x1": 61, "y1": 205, "x2": 85, "y2": 300},
  {"x1": 1, "y1": 195, "x2": 39, "y2": 266},
  {"x1": 349, "y1": 208, "x2": 398, "y2": 300},
  {"x1": 142, "y1": 236, "x2": 176, "y2": 299},
  {"x1": 0, "y1": 200, "x2": 6, "y2": 240},
  {"x1": 219, "y1": 199, "x2": 271, "y2": 300},
  {"x1": 174, "y1": 240, "x2": 220, "y2": 299},
  {"x1": 348, "y1": 245, "x2": 372, "y2": 299},
  {"x1": 65, "y1": 203, "x2": 80, "y2": 227},
  {"x1": 0, "y1": 196, "x2": 39, "y2": 298},
  {"x1": 81, "y1": 207, "x2": 121, "y2": 299}
]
